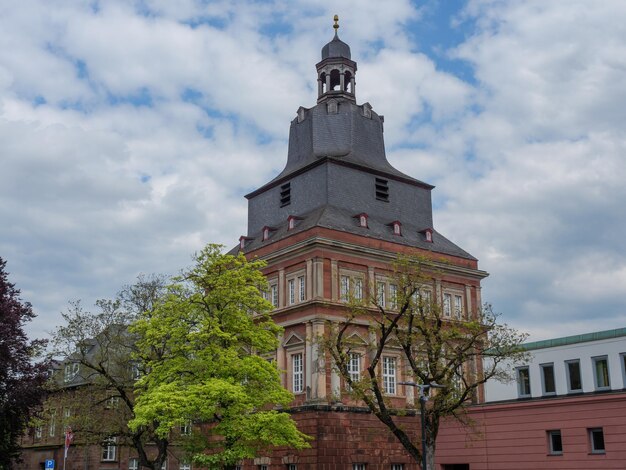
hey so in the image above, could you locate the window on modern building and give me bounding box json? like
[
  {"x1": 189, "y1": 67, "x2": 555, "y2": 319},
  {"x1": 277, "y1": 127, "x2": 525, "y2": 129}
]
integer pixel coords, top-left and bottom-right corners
[
  {"x1": 454, "y1": 295, "x2": 463, "y2": 320},
  {"x1": 292, "y1": 353, "x2": 304, "y2": 394},
  {"x1": 129, "y1": 458, "x2": 139, "y2": 470},
  {"x1": 48, "y1": 410, "x2": 56, "y2": 437},
  {"x1": 547, "y1": 430, "x2": 563, "y2": 455},
  {"x1": 375, "y1": 177, "x2": 389, "y2": 202},
  {"x1": 391, "y1": 465, "x2": 404, "y2": 470},
  {"x1": 347, "y1": 352, "x2": 361, "y2": 386},
  {"x1": 589, "y1": 428, "x2": 605, "y2": 454},
  {"x1": 179, "y1": 462, "x2": 191, "y2": 470},
  {"x1": 280, "y1": 182, "x2": 291, "y2": 207},
  {"x1": 101, "y1": 436, "x2": 117, "y2": 461},
  {"x1": 619, "y1": 353, "x2": 626, "y2": 388},
  {"x1": 353, "y1": 464, "x2": 366, "y2": 470},
  {"x1": 382, "y1": 356, "x2": 397, "y2": 395},
  {"x1": 517, "y1": 366, "x2": 531, "y2": 397},
  {"x1": 592, "y1": 356, "x2": 610, "y2": 390},
  {"x1": 443, "y1": 293, "x2": 452, "y2": 317},
  {"x1": 565, "y1": 360, "x2": 582, "y2": 392},
  {"x1": 541, "y1": 363, "x2": 556, "y2": 395},
  {"x1": 64, "y1": 362, "x2": 80, "y2": 383}
]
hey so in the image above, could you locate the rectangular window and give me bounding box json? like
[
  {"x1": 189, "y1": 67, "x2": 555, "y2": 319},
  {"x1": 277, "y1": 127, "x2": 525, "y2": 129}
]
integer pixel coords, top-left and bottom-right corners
[
  {"x1": 129, "y1": 459, "x2": 139, "y2": 470},
  {"x1": 377, "y1": 282, "x2": 386, "y2": 307},
  {"x1": 589, "y1": 428, "x2": 605, "y2": 453},
  {"x1": 131, "y1": 363, "x2": 141, "y2": 380},
  {"x1": 348, "y1": 353, "x2": 361, "y2": 385},
  {"x1": 180, "y1": 420, "x2": 191, "y2": 435},
  {"x1": 48, "y1": 410, "x2": 56, "y2": 437},
  {"x1": 292, "y1": 353, "x2": 303, "y2": 393},
  {"x1": 389, "y1": 284, "x2": 398, "y2": 309},
  {"x1": 64, "y1": 363, "x2": 80, "y2": 383},
  {"x1": 340, "y1": 275, "x2": 350, "y2": 301},
  {"x1": 443, "y1": 293, "x2": 452, "y2": 317},
  {"x1": 541, "y1": 363, "x2": 556, "y2": 395},
  {"x1": 298, "y1": 276, "x2": 305, "y2": 302},
  {"x1": 102, "y1": 436, "x2": 117, "y2": 461},
  {"x1": 391, "y1": 465, "x2": 404, "y2": 470},
  {"x1": 288, "y1": 279, "x2": 295, "y2": 305},
  {"x1": 179, "y1": 463, "x2": 191, "y2": 470},
  {"x1": 259, "y1": 465, "x2": 268, "y2": 470},
  {"x1": 35, "y1": 425, "x2": 42, "y2": 439},
  {"x1": 382, "y1": 356, "x2": 397, "y2": 395},
  {"x1": 353, "y1": 465, "x2": 366, "y2": 470},
  {"x1": 105, "y1": 395, "x2": 120, "y2": 409},
  {"x1": 566, "y1": 360, "x2": 582, "y2": 392},
  {"x1": 517, "y1": 366, "x2": 531, "y2": 397},
  {"x1": 63, "y1": 407, "x2": 71, "y2": 419},
  {"x1": 454, "y1": 295, "x2": 463, "y2": 319},
  {"x1": 375, "y1": 177, "x2": 389, "y2": 202},
  {"x1": 270, "y1": 283, "x2": 278, "y2": 307},
  {"x1": 547, "y1": 430, "x2": 563, "y2": 455},
  {"x1": 621, "y1": 353, "x2": 626, "y2": 388},
  {"x1": 287, "y1": 465, "x2": 297, "y2": 470},
  {"x1": 592, "y1": 356, "x2": 610, "y2": 389},
  {"x1": 354, "y1": 278, "x2": 363, "y2": 300}
]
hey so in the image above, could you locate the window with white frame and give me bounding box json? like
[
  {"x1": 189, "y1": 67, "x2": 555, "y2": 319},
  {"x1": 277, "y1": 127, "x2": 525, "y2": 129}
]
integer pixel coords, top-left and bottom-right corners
[
  {"x1": 63, "y1": 407, "x2": 71, "y2": 419},
  {"x1": 377, "y1": 281, "x2": 386, "y2": 307},
  {"x1": 517, "y1": 366, "x2": 531, "y2": 397},
  {"x1": 180, "y1": 419, "x2": 192, "y2": 435},
  {"x1": 35, "y1": 425, "x2": 42, "y2": 439},
  {"x1": 64, "y1": 363, "x2": 80, "y2": 383},
  {"x1": 340, "y1": 271, "x2": 365, "y2": 302},
  {"x1": 412, "y1": 288, "x2": 432, "y2": 313},
  {"x1": 443, "y1": 293, "x2": 452, "y2": 317},
  {"x1": 286, "y1": 272, "x2": 306, "y2": 305},
  {"x1": 353, "y1": 464, "x2": 366, "y2": 470},
  {"x1": 589, "y1": 428, "x2": 605, "y2": 453},
  {"x1": 292, "y1": 352, "x2": 304, "y2": 394},
  {"x1": 347, "y1": 352, "x2": 361, "y2": 386},
  {"x1": 161, "y1": 460, "x2": 167, "y2": 470},
  {"x1": 270, "y1": 281, "x2": 278, "y2": 307},
  {"x1": 547, "y1": 430, "x2": 563, "y2": 455},
  {"x1": 454, "y1": 294, "x2": 463, "y2": 319},
  {"x1": 287, "y1": 465, "x2": 297, "y2": 470},
  {"x1": 179, "y1": 462, "x2": 191, "y2": 470},
  {"x1": 391, "y1": 465, "x2": 404, "y2": 470},
  {"x1": 620, "y1": 353, "x2": 626, "y2": 388},
  {"x1": 131, "y1": 362, "x2": 141, "y2": 380},
  {"x1": 389, "y1": 283, "x2": 398, "y2": 310},
  {"x1": 129, "y1": 458, "x2": 139, "y2": 470},
  {"x1": 101, "y1": 436, "x2": 117, "y2": 461},
  {"x1": 288, "y1": 279, "x2": 295, "y2": 305},
  {"x1": 592, "y1": 356, "x2": 610, "y2": 390},
  {"x1": 105, "y1": 395, "x2": 120, "y2": 409},
  {"x1": 382, "y1": 356, "x2": 397, "y2": 395},
  {"x1": 48, "y1": 410, "x2": 56, "y2": 437},
  {"x1": 258, "y1": 465, "x2": 268, "y2": 470},
  {"x1": 540, "y1": 363, "x2": 556, "y2": 395},
  {"x1": 566, "y1": 360, "x2": 582, "y2": 392}
]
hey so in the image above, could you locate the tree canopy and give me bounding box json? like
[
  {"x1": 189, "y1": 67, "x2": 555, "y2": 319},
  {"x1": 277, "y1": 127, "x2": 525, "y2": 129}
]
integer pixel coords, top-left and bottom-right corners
[
  {"x1": 0, "y1": 257, "x2": 49, "y2": 469},
  {"x1": 324, "y1": 256, "x2": 527, "y2": 469},
  {"x1": 129, "y1": 245, "x2": 310, "y2": 468}
]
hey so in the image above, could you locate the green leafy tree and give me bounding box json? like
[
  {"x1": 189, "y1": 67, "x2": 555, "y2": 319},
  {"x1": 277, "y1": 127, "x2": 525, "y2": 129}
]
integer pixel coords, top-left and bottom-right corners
[
  {"x1": 50, "y1": 274, "x2": 172, "y2": 469},
  {"x1": 129, "y1": 245, "x2": 310, "y2": 468},
  {"x1": 0, "y1": 257, "x2": 49, "y2": 469},
  {"x1": 324, "y1": 256, "x2": 527, "y2": 470}
]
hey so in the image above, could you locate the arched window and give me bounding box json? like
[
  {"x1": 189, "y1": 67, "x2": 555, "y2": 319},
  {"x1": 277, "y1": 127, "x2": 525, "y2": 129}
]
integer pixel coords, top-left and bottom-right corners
[
  {"x1": 344, "y1": 71, "x2": 353, "y2": 92},
  {"x1": 330, "y1": 69, "x2": 341, "y2": 91}
]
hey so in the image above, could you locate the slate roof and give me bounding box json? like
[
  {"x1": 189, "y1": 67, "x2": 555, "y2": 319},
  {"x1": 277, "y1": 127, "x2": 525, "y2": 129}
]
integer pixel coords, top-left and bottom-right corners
[
  {"x1": 321, "y1": 33, "x2": 352, "y2": 60},
  {"x1": 233, "y1": 204, "x2": 476, "y2": 261}
]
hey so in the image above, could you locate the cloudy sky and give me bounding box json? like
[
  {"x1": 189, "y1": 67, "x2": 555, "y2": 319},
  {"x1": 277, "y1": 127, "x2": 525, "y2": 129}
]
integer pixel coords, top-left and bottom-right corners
[{"x1": 2, "y1": 0, "x2": 625, "y2": 342}]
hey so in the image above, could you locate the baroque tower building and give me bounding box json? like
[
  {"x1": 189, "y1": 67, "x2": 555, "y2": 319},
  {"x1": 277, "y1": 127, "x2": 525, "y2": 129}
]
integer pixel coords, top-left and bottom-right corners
[{"x1": 236, "y1": 18, "x2": 487, "y2": 468}]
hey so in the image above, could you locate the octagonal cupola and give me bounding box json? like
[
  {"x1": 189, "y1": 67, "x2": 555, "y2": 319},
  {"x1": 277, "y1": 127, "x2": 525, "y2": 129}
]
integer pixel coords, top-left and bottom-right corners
[{"x1": 316, "y1": 15, "x2": 357, "y2": 104}]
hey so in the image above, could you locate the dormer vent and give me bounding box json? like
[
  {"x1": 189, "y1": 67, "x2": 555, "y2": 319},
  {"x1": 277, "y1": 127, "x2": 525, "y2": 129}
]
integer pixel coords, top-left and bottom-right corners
[
  {"x1": 287, "y1": 215, "x2": 302, "y2": 231},
  {"x1": 239, "y1": 236, "x2": 252, "y2": 250},
  {"x1": 262, "y1": 226, "x2": 276, "y2": 241},
  {"x1": 280, "y1": 182, "x2": 291, "y2": 207},
  {"x1": 420, "y1": 228, "x2": 434, "y2": 243},
  {"x1": 375, "y1": 178, "x2": 389, "y2": 202},
  {"x1": 388, "y1": 221, "x2": 402, "y2": 236},
  {"x1": 353, "y1": 213, "x2": 368, "y2": 228}
]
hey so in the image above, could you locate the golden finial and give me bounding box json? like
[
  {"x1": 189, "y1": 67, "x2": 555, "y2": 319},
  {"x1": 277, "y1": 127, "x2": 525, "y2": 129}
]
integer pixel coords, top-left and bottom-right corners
[{"x1": 333, "y1": 14, "x2": 339, "y2": 33}]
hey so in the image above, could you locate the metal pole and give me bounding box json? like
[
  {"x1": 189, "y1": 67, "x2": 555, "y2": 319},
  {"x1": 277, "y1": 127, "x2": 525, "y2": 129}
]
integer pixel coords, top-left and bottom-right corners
[{"x1": 420, "y1": 389, "x2": 427, "y2": 470}]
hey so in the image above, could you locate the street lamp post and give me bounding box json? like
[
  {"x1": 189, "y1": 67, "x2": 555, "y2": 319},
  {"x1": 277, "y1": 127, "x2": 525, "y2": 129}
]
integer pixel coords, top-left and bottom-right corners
[{"x1": 398, "y1": 381, "x2": 445, "y2": 470}]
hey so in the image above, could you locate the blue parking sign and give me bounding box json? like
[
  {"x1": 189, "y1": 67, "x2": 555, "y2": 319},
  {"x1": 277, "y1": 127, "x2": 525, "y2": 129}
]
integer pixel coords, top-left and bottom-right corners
[{"x1": 45, "y1": 460, "x2": 55, "y2": 469}]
